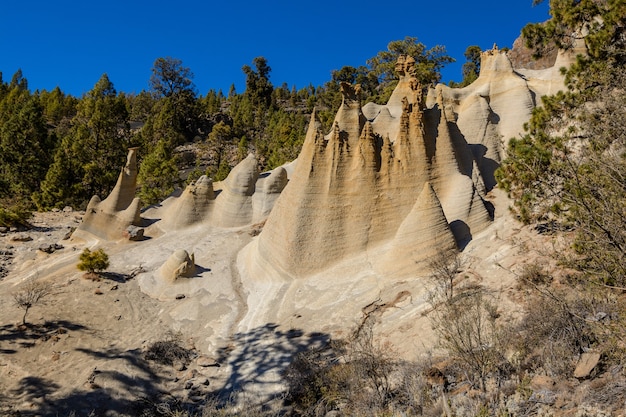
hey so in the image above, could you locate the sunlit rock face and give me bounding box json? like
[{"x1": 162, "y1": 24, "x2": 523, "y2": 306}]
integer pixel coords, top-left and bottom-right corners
[
  {"x1": 159, "y1": 154, "x2": 288, "y2": 231},
  {"x1": 75, "y1": 148, "x2": 142, "y2": 240},
  {"x1": 251, "y1": 54, "x2": 504, "y2": 279}
]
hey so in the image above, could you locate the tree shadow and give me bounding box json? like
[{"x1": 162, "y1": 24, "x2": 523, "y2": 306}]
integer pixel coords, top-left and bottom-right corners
[
  {"x1": 11, "y1": 376, "x2": 60, "y2": 403},
  {"x1": 7, "y1": 325, "x2": 331, "y2": 415},
  {"x1": 13, "y1": 346, "x2": 196, "y2": 416},
  {"x1": 100, "y1": 271, "x2": 131, "y2": 283},
  {"x1": 211, "y1": 323, "x2": 330, "y2": 405},
  {"x1": 0, "y1": 319, "x2": 88, "y2": 347}
]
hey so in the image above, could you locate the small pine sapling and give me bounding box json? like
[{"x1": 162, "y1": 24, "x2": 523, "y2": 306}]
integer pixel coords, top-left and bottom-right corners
[{"x1": 77, "y1": 248, "x2": 110, "y2": 279}]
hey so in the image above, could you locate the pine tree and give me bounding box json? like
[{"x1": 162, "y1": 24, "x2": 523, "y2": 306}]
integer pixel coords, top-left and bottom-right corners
[
  {"x1": 37, "y1": 74, "x2": 130, "y2": 209},
  {"x1": 0, "y1": 72, "x2": 52, "y2": 207},
  {"x1": 497, "y1": 0, "x2": 626, "y2": 286}
]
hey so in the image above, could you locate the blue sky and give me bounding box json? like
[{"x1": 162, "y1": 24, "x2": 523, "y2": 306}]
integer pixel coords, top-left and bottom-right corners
[{"x1": 1, "y1": 0, "x2": 550, "y2": 97}]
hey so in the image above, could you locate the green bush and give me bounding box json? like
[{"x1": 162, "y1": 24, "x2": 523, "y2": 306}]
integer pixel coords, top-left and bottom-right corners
[
  {"x1": 0, "y1": 202, "x2": 32, "y2": 227},
  {"x1": 77, "y1": 248, "x2": 109, "y2": 275}
]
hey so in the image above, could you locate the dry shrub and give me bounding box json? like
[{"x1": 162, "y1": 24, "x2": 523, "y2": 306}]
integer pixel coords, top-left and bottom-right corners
[
  {"x1": 144, "y1": 332, "x2": 195, "y2": 366},
  {"x1": 13, "y1": 279, "x2": 53, "y2": 325},
  {"x1": 430, "y1": 289, "x2": 506, "y2": 392},
  {"x1": 517, "y1": 263, "x2": 552, "y2": 288},
  {"x1": 284, "y1": 322, "x2": 432, "y2": 416},
  {"x1": 428, "y1": 249, "x2": 463, "y2": 303},
  {"x1": 513, "y1": 292, "x2": 590, "y2": 377}
]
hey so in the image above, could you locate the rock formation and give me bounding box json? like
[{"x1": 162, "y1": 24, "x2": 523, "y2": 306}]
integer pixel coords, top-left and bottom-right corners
[
  {"x1": 158, "y1": 249, "x2": 196, "y2": 283},
  {"x1": 210, "y1": 154, "x2": 260, "y2": 227},
  {"x1": 74, "y1": 148, "x2": 142, "y2": 240},
  {"x1": 160, "y1": 175, "x2": 216, "y2": 230},
  {"x1": 244, "y1": 44, "x2": 577, "y2": 280},
  {"x1": 249, "y1": 55, "x2": 494, "y2": 278},
  {"x1": 75, "y1": 46, "x2": 573, "y2": 283},
  {"x1": 159, "y1": 154, "x2": 288, "y2": 230}
]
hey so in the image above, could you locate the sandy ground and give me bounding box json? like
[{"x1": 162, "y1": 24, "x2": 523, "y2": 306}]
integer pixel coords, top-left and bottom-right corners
[{"x1": 0, "y1": 190, "x2": 556, "y2": 416}]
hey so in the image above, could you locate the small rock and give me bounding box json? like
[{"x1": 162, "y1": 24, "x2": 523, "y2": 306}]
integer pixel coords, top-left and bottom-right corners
[
  {"x1": 175, "y1": 294, "x2": 186, "y2": 300},
  {"x1": 63, "y1": 206, "x2": 73, "y2": 213},
  {"x1": 94, "y1": 289, "x2": 103, "y2": 295},
  {"x1": 531, "y1": 375, "x2": 556, "y2": 390},
  {"x1": 51, "y1": 208, "x2": 61, "y2": 213},
  {"x1": 110, "y1": 285, "x2": 118, "y2": 291},
  {"x1": 201, "y1": 378, "x2": 210, "y2": 386},
  {"x1": 184, "y1": 380, "x2": 194, "y2": 390},
  {"x1": 10, "y1": 234, "x2": 32, "y2": 242},
  {"x1": 197, "y1": 356, "x2": 220, "y2": 367},
  {"x1": 0, "y1": 226, "x2": 8, "y2": 233},
  {"x1": 128, "y1": 264, "x2": 146, "y2": 278},
  {"x1": 38, "y1": 243, "x2": 64, "y2": 254},
  {"x1": 181, "y1": 369, "x2": 197, "y2": 381},
  {"x1": 173, "y1": 361, "x2": 186, "y2": 371},
  {"x1": 62, "y1": 228, "x2": 75, "y2": 240},
  {"x1": 123, "y1": 225, "x2": 144, "y2": 241},
  {"x1": 188, "y1": 394, "x2": 205, "y2": 403},
  {"x1": 574, "y1": 352, "x2": 601, "y2": 378}
]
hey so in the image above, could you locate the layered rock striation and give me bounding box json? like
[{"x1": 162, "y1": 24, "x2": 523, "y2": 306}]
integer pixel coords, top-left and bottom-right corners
[
  {"x1": 159, "y1": 154, "x2": 288, "y2": 230},
  {"x1": 251, "y1": 55, "x2": 496, "y2": 278}
]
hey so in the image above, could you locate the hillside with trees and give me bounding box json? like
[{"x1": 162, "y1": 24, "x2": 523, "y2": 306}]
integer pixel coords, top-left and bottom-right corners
[
  {"x1": 0, "y1": 37, "x2": 455, "y2": 219},
  {"x1": 1, "y1": 0, "x2": 626, "y2": 415}
]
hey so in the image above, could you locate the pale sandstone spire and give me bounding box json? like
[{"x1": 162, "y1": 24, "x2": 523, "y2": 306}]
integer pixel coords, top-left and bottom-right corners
[
  {"x1": 75, "y1": 148, "x2": 142, "y2": 240},
  {"x1": 161, "y1": 175, "x2": 215, "y2": 230},
  {"x1": 376, "y1": 181, "x2": 456, "y2": 277},
  {"x1": 210, "y1": 154, "x2": 259, "y2": 227}
]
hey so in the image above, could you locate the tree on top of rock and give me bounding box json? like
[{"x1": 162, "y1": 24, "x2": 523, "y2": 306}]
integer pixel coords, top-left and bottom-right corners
[{"x1": 367, "y1": 36, "x2": 454, "y2": 97}]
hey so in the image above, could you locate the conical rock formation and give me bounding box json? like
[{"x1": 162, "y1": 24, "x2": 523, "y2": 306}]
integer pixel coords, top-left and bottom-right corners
[
  {"x1": 158, "y1": 154, "x2": 288, "y2": 231},
  {"x1": 249, "y1": 56, "x2": 493, "y2": 278},
  {"x1": 376, "y1": 182, "x2": 456, "y2": 277},
  {"x1": 75, "y1": 148, "x2": 142, "y2": 240}
]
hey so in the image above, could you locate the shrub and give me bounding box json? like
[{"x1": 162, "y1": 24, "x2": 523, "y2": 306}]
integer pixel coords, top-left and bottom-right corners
[
  {"x1": 285, "y1": 321, "x2": 425, "y2": 416},
  {"x1": 13, "y1": 279, "x2": 53, "y2": 325},
  {"x1": 144, "y1": 333, "x2": 194, "y2": 366},
  {"x1": 77, "y1": 248, "x2": 109, "y2": 275},
  {"x1": 0, "y1": 201, "x2": 31, "y2": 227},
  {"x1": 430, "y1": 289, "x2": 505, "y2": 392},
  {"x1": 428, "y1": 249, "x2": 463, "y2": 303}
]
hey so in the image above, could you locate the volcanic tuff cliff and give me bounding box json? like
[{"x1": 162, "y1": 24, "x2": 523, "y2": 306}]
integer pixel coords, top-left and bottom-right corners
[
  {"x1": 75, "y1": 45, "x2": 572, "y2": 282},
  {"x1": 246, "y1": 46, "x2": 569, "y2": 280}
]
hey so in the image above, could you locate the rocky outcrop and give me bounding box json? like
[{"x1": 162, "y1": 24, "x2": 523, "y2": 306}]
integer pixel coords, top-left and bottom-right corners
[
  {"x1": 75, "y1": 148, "x2": 142, "y2": 241},
  {"x1": 210, "y1": 154, "x2": 260, "y2": 227},
  {"x1": 158, "y1": 249, "x2": 196, "y2": 283},
  {"x1": 161, "y1": 175, "x2": 216, "y2": 230},
  {"x1": 375, "y1": 182, "x2": 457, "y2": 277},
  {"x1": 159, "y1": 154, "x2": 288, "y2": 231},
  {"x1": 249, "y1": 55, "x2": 494, "y2": 278},
  {"x1": 245, "y1": 43, "x2": 575, "y2": 280}
]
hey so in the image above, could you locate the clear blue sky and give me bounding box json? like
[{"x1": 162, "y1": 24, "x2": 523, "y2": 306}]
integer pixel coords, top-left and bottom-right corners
[{"x1": 1, "y1": 0, "x2": 550, "y2": 97}]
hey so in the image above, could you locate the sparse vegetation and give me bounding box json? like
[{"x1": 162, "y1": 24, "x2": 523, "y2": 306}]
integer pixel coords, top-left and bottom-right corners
[
  {"x1": 3, "y1": 1, "x2": 626, "y2": 415},
  {"x1": 144, "y1": 332, "x2": 195, "y2": 367},
  {"x1": 13, "y1": 279, "x2": 53, "y2": 325},
  {"x1": 428, "y1": 248, "x2": 463, "y2": 302},
  {"x1": 77, "y1": 248, "x2": 109, "y2": 277}
]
